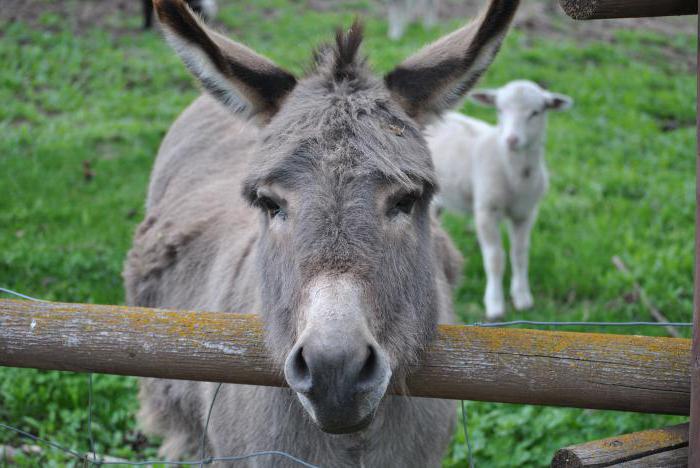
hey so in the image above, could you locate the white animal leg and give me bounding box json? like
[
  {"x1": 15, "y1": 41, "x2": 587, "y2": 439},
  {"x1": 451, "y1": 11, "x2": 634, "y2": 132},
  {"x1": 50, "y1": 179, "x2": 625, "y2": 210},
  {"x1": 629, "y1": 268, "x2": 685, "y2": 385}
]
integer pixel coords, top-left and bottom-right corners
[
  {"x1": 388, "y1": 0, "x2": 411, "y2": 40},
  {"x1": 421, "y1": 0, "x2": 439, "y2": 28},
  {"x1": 508, "y1": 214, "x2": 536, "y2": 310},
  {"x1": 475, "y1": 209, "x2": 506, "y2": 319}
]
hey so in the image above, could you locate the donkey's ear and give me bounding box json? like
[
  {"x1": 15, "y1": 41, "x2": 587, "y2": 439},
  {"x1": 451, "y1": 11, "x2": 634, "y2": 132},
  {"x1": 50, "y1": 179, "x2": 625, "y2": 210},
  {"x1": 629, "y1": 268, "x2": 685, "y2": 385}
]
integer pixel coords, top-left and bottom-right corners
[
  {"x1": 384, "y1": 0, "x2": 519, "y2": 125},
  {"x1": 154, "y1": 0, "x2": 296, "y2": 120}
]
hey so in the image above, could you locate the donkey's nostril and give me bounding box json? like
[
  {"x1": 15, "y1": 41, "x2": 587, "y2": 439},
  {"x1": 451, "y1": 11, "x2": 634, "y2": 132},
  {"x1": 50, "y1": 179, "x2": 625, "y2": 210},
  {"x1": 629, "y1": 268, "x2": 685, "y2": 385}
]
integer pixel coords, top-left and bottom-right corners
[
  {"x1": 286, "y1": 346, "x2": 312, "y2": 393},
  {"x1": 357, "y1": 345, "x2": 378, "y2": 387},
  {"x1": 357, "y1": 346, "x2": 377, "y2": 384},
  {"x1": 295, "y1": 347, "x2": 310, "y2": 378}
]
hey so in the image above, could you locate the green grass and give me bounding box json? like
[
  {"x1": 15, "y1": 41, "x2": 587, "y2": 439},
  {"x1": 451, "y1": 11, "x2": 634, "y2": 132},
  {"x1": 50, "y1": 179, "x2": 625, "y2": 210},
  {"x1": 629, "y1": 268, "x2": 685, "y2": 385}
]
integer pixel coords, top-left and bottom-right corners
[{"x1": 0, "y1": 1, "x2": 695, "y2": 466}]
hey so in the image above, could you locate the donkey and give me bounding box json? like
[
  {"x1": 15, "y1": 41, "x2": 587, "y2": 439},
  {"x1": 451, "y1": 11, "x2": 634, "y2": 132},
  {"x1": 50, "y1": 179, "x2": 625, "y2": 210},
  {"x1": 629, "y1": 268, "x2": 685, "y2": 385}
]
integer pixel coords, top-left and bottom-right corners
[{"x1": 124, "y1": 0, "x2": 519, "y2": 465}]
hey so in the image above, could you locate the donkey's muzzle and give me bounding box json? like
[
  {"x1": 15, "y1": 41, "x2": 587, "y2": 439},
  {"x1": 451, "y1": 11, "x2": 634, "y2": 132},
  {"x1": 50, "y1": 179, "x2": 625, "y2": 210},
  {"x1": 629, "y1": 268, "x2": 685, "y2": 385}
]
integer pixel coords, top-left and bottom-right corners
[{"x1": 284, "y1": 334, "x2": 391, "y2": 434}]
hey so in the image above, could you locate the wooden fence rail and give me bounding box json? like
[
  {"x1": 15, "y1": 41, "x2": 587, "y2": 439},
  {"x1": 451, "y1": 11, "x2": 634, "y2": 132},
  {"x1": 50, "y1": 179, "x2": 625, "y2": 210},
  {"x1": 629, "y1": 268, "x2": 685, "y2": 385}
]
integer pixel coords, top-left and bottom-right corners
[
  {"x1": 0, "y1": 299, "x2": 691, "y2": 415},
  {"x1": 558, "y1": 0, "x2": 697, "y2": 20},
  {"x1": 551, "y1": 423, "x2": 689, "y2": 467}
]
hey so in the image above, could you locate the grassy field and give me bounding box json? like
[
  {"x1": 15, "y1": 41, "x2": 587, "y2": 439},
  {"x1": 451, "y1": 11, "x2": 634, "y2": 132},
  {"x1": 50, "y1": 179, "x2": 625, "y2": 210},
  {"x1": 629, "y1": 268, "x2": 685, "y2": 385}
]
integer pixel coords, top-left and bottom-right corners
[{"x1": 0, "y1": 0, "x2": 696, "y2": 466}]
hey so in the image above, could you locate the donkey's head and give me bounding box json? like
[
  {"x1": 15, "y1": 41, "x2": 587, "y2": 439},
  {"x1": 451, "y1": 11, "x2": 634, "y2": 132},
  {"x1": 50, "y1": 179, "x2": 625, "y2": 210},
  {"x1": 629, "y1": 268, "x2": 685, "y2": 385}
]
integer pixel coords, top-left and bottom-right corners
[{"x1": 155, "y1": 0, "x2": 518, "y2": 434}]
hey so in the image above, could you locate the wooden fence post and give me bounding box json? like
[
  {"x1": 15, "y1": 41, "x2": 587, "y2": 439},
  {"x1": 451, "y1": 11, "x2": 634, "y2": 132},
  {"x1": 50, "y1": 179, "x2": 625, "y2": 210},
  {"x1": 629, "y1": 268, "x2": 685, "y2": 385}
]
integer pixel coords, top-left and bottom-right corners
[
  {"x1": 558, "y1": 0, "x2": 697, "y2": 19},
  {"x1": 689, "y1": 23, "x2": 700, "y2": 467}
]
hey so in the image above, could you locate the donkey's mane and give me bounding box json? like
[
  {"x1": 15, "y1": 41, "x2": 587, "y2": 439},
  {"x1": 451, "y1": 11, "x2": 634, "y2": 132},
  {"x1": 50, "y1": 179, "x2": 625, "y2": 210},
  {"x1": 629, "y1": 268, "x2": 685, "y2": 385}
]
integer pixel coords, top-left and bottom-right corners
[
  {"x1": 310, "y1": 21, "x2": 369, "y2": 86},
  {"x1": 237, "y1": 20, "x2": 440, "y2": 198}
]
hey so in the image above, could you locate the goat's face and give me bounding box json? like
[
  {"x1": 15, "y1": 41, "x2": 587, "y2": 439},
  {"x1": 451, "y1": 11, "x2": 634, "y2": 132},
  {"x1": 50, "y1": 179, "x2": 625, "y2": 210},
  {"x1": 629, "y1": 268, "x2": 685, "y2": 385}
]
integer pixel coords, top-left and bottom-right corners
[
  {"x1": 470, "y1": 80, "x2": 573, "y2": 152},
  {"x1": 154, "y1": 0, "x2": 519, "y2": 434}
]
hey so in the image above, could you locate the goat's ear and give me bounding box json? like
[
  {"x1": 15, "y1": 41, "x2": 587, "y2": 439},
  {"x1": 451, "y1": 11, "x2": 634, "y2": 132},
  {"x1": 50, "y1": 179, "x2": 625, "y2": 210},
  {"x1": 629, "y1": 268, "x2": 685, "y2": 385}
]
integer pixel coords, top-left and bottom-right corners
[
  {"x1": 545, "y1": 92, "x2": 573, "y2": 111},
  {"x1": 154, "y1": 0, "x2": 296, "y2": 120},
  {"x1": 469, "y1": 89, "x2": 498, "y2": 106},
  {"x1": 384, "y1": 0, "x2": 519, "y2": 125}
]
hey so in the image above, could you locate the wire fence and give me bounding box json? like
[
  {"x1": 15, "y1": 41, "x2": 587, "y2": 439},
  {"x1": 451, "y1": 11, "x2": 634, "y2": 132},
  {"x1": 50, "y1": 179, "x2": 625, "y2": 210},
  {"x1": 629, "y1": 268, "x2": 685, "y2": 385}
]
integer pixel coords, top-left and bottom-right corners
[{"x1": 0, "y1": 286, "x2": 692, "y2": 467}]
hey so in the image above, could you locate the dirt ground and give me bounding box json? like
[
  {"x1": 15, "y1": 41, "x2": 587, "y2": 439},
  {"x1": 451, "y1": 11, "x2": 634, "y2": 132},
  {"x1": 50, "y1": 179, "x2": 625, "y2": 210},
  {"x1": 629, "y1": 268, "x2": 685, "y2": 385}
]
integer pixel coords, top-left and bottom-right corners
[{"x1": 2, "y1": 0, "x2": 696, "y2": 68}]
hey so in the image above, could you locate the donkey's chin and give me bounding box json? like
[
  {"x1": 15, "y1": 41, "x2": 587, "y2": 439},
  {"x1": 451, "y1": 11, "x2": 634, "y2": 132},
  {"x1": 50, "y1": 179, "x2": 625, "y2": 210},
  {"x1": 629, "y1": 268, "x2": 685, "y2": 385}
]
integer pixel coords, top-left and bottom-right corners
[
  {"x1": 296, "y1": 392, "x2": 382, "y2": 434},
  {"x1": 323, "y1": 415, "x2": 375, "y2": 434}
]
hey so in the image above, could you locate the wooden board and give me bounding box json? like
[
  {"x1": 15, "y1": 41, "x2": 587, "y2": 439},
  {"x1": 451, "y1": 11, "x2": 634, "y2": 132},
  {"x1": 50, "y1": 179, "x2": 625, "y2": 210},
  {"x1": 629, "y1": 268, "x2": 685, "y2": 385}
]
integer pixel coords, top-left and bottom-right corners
[
  {"x1": 551, "y1": 423, "x2": 688, "y2": 467},
  {"x1": 616, "y1": 447, "x2": 688, "y2": 467},
  {"x1": 690, "y1": 28, "x2": 700, "y2": 468},
  {"x1": 559, "y1": 0, "x2": 697, "y2": 20},
  {"x1": 0, "y1": 299, "x2": 691, "y2": 414}
]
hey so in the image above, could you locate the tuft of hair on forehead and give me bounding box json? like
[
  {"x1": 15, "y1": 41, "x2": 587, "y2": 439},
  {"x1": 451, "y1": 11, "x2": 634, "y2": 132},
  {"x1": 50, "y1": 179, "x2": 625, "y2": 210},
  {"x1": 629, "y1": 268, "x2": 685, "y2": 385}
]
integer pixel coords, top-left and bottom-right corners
[
  {"x1": 311, "y1": 20, "x2": 368, "y2": 84},
  {"x1": 333, "y1": 20, "x2": 364, "y2": 79}
]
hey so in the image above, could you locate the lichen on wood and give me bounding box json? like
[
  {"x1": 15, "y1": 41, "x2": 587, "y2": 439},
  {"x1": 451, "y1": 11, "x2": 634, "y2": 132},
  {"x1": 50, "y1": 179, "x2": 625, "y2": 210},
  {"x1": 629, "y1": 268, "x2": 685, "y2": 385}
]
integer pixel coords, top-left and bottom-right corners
[{"x1": 0, "y1": 299, "x2": 691, "y2": 414}]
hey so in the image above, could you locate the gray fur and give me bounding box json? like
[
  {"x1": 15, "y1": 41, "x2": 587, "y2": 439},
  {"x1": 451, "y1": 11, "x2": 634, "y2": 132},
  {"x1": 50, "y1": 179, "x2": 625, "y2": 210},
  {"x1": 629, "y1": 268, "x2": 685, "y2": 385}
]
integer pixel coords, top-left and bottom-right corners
[{"x1": 125, "y1": 1, "x2": 517, "y2": 465}]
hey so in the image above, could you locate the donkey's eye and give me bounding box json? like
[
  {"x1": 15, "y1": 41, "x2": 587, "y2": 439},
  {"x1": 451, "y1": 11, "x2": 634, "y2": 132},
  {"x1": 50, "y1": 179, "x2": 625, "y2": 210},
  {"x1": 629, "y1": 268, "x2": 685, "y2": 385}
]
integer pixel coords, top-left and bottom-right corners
[
  {"x1": 388, "y1": 194, "x2": 418, "y2": 217},
  {"x1": 258, "y1": 196, "x2": 286, "y2": 220}
]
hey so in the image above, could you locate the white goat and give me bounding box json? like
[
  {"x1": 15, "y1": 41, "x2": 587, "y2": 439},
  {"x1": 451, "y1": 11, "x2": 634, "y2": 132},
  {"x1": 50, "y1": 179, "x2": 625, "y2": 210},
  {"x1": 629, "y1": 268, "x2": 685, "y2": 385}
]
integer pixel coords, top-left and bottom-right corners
[{"x1": 427, "y1": 80, "x2": 573, "y2": 319}]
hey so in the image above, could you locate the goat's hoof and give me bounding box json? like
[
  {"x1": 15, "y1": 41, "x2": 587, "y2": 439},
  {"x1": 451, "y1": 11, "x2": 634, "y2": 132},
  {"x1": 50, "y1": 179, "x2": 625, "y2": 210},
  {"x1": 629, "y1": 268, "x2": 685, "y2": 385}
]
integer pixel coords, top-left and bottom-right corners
[
  {"x1": 512, "y1": 292, "x2": 534, "y2": 310},
  {"x1": 485, "y1": 304, "x2": 506, "y2": 321}
]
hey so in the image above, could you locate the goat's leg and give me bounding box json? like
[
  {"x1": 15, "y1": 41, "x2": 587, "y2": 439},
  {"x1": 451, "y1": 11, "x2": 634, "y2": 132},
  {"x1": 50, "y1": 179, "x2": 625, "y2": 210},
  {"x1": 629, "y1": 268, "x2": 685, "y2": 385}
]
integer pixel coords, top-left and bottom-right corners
[
  {"x1": 508, "y1": 213, "x2": 536, "y2": 310},
  {"x1": 475, "y1": 209, "x2": 506, "y2": 319}
]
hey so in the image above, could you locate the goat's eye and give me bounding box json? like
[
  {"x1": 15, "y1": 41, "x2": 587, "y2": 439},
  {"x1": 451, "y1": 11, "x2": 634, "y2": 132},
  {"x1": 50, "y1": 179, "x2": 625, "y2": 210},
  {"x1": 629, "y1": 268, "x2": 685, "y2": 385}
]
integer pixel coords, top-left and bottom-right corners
[
  {"x1": 529, "y1": 110, "x2": 541, "y2": 119},
  {"x1": 388, "y1": 194, "x2": 417, "y2": 217},
  {"x1": 259, "y1": 196, "x2": 286, "y2": 220}
]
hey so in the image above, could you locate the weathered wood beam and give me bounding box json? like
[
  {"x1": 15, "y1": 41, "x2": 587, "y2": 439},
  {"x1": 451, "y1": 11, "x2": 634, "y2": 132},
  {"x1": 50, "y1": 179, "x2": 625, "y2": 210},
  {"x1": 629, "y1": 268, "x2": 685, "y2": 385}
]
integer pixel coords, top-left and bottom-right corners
[
  {"x1": 551, "y1": 423, "x2": 689, "y2": 467},
  {"x1": 0, "y1": 299, "x2": 691, "y2": 414},
  {"x1": 690, "y1": 42, "x2": 700, "y2": 468},
  {"x1": 559, "y1": 0, "x2": 697, "y2": 20}
]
